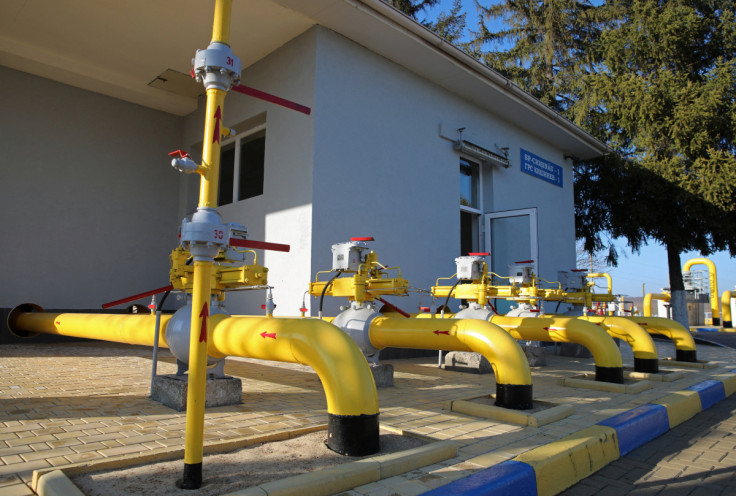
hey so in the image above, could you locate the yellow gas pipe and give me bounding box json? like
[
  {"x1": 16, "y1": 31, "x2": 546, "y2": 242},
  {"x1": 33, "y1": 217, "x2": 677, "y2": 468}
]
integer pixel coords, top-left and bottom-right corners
[
  {"x1": 722, "y1": 291, "x2": 734, "y2": 329},
  {"x1": 577, "y1": 316, "x2": 659, "y2": 373},
  {"x1": 683, "y1": 257, "x2": 720, "y2": 326},
  {"x1": 370, "y1": 316, "x2": 533, "y2": 409},
  {"x1": 489, "y1": 315, "x2": 624, "y2": 383},
  {"x1": 622, "y1": 316, "x2": 697, "y2": 362},
  {"x1": 643, "y1": 293, "x2": 670, "y2": 317},
  {"x1": 6, "y1": 306, "x2": 380, "y2": 446}
]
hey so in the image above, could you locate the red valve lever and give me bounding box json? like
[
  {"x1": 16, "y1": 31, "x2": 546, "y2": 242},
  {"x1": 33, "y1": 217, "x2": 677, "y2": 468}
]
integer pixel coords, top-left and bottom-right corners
[
  {"x1": 350, "y1": 237, "x2": 374, "y2": 242},
  {"x1": 231, "y1": 84, "x2": 311, "y2": 115},
  {"x1": 229, "y1": 238, "x2": 290, "y2": 252},
  {"x1": 168, "y1": 149, "x2": 190, "y2": 159},
  {"x1": 102, "y1": 284, "x2": 174, "y2": 309},
  {"x1": 468, "y1": 252, "x2": 490, "y2": 256}
]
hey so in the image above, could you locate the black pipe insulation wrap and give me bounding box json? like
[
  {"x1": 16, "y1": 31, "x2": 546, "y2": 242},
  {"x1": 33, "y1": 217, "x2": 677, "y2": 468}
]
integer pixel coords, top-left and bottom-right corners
[
  {"x1": 634, "y1": 357, "x2": 659, "y2": 374},
  {"x1": 494, "y1": 384, "x2": 534, "y2": 410},
  {"x1": 676, "y1": 349, "x2": 698, "y2": 363},
  {"x1": 180, "y1": 462, "x2": 202, "y2": 490},
  {"x1": 595, "y1": 365, "x2": 625, "y2": 384},
  {"x1": 326, "y1": 413, "x2": 380, "y2": 456}
]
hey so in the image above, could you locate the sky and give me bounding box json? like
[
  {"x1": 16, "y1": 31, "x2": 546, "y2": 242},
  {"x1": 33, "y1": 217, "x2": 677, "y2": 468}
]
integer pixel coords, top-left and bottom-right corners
[{"x1": 422, "y1": 0, "x2": 736, "y2": 298}]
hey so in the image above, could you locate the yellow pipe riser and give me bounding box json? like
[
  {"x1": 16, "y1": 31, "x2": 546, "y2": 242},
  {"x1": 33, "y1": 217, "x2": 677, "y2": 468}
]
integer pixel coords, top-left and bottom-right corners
[
  {"x1": 210, "y1": 316, "x2": 378, "y2": 417},
  {"x1": 211, "y1": 0, "x2": 232, "y2": 45},
  {"x1": 683, "y1": 257, "x2": 720, "y2": 324},
  {"x1": 722, "y1": 291, "x2": 734, "y2": 328},
  {"x1": 369, "y1": 316, "x2": 531, "y2": 386},
  {"x1": 643, "y1": 293, "x2": 670, "y2": 317},
  {"x1": 10, "y1": 310, "x2": 169, "y2": 348},
  {"x1": 622, "y1": 316, "x2": 698, "y2": 362},
  {"x1": 588, "y1": 273, "x2": 613, "y2": 294},
  {"x1": 184, "y1": 260, "x2": 214, "y2": 467},
  {"x1": 198, "y1": 88, "x2": 227, "y2": 208}
]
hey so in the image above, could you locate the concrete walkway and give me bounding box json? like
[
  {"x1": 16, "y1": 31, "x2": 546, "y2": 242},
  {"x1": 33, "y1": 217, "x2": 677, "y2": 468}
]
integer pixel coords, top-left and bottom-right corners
[{"x1": 1, "y1": 338, "x2": 736, "y2": 495}]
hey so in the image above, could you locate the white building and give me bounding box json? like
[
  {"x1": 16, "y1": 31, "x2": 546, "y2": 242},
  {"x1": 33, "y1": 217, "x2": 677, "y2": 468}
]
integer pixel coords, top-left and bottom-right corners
[{"x1": 0, "y1": 0, "x2": 607, "y2": 335}]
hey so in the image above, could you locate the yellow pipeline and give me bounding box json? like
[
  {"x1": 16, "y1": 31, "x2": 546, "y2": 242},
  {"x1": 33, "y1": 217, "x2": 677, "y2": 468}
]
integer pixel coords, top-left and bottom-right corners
[
  {"x1": 369, "y1": 316, "x2": 530, "y2": 386},
  {"x1": 588, "y1": 273, "x2": 613, "y2": 294},
  {"x1": 722, "y1": 291, "x2": 734, "y2": 328},
  {"x1": 7, "y1": 307, "x2": 379, "y2": 420},
  {"x1": 643, "y1": 293, "x2": 670, "y2": 317},
  {"x1": 185, "y1": 261, "x2": 213, "y2": 469},
  {"x1": 623, "y1": 316, "x2": 697, "y2": 362},
  {"x1": 683, "y1": 257, "x2": 720, "y2": 325},
  {"x1": 211, "y1": 0, "x2": 231, "y2": 45},
  {"x1": 578, "y1": 316, "x2": 659, "y2": 373},
  {"x1": 488, "y1": 315, "x2": 624, "y2": 383},
  {"x1": 198, "y1": 89, "x2": 227, "y2": 208}
]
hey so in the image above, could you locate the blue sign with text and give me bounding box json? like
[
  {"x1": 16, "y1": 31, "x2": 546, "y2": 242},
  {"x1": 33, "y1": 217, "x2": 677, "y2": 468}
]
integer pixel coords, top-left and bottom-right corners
[{"x1": 520, "y1": 149, "x2": 563, "y2": 187}]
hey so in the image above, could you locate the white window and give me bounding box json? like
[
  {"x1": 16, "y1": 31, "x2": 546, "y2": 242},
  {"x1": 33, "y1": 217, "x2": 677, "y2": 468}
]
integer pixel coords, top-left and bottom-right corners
[
  {"x1": 460, "y1": 157, "x2": 483, "y2": 255},
  {"x1": 218, "y1": 127, "x2": 266, "y2": 206}
]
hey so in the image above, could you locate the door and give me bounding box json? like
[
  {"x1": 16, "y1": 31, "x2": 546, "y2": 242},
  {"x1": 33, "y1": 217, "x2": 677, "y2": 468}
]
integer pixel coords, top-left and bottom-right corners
[{"x1": 485, "y1": 208, "x2": 538, "y2": 313}]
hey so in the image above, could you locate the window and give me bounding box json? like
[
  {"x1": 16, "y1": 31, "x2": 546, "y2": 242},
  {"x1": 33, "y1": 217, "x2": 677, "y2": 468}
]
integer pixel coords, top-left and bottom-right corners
[
  {"x1": 460, "y1": 157, "x2": 482, "y2": 255},
  {"x1": 218, "y1": 128, "x2": 266, "y2": 206}
]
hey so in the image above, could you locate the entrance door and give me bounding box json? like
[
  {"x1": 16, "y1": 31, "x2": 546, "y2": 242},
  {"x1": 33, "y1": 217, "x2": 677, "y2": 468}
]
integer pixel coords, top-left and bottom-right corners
[{"x1": 485, "y1": 208, "x2": 538, "y2": 313}]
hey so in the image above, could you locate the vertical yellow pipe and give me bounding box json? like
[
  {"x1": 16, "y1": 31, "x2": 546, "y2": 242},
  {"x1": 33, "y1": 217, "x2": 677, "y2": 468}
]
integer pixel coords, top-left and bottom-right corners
[
  {"x1": 211, "y1": 0, "x2": 232, "y2": 45},
  {"x1": 721, "y1": 290, "x2": 733, "y2": 329},
  {"x1": 183, "y1": 260, "x2": 213, "y2": 479},
  {"x1": 643, "y1": 293, "x2": 670, "y2": 317},
  {"x1": 683, "y1": 257, "x2": 719, "y2": 325},
  {"x1": 198, "y1": 89, "x2": 227, "y2": 208}
]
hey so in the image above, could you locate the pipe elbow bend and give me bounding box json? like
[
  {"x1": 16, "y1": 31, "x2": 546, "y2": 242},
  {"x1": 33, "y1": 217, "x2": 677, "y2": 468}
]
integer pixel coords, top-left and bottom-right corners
[
  {"x1": 551, "y1": 318, "x2": 623, "y2": 368},
  {"x1": 453, "y1": 319, "x2": 532, "y2": 387}
]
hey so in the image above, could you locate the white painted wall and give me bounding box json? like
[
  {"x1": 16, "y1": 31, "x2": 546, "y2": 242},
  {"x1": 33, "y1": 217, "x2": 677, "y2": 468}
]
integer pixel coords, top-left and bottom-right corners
[
  {"x1": 181, "y1": 29, "x2": 316, "y2": 317},
  {"x1": 0, "y1": 66, "x2": 183, "y2": 309},
  {"x1": 311, "y1": 28, "x2": 577, "y2": 315}
]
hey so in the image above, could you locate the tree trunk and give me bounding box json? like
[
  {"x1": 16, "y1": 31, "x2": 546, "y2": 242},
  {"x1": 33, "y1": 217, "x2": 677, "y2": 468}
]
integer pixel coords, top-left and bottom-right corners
[{"x1": 666, "y1": 242, "x2": 689, "y2": 329}]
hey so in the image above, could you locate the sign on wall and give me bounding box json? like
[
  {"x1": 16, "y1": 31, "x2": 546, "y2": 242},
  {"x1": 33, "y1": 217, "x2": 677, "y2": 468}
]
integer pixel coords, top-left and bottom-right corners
[{"x1": 520, "y1": 149, "x2": 563, "y2": 187}]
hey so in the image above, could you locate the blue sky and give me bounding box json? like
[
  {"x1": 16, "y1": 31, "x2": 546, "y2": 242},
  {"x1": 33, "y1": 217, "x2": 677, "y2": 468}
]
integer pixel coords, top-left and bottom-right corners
[{"x1": 423, "y1": 0, "x2": 736, "y2": 298}]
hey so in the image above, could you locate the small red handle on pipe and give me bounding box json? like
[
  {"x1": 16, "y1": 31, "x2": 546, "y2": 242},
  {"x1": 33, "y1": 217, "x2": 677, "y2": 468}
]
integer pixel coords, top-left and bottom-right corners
[
  {"x1": 515, "y1": 260, "x2": 535, "y2": 264},
  {"x1": 350, "y1": 237, "x2": 374, "y2": 242},
  {"x1": 102, "y1": 284, "x2": 174, "y2": 309},
  {"x1": 468, "y1": 252, "x2": 489, "y2": 256},
  {"x1": 229, "y1": 238, "x2": 290, "y2": 252}
]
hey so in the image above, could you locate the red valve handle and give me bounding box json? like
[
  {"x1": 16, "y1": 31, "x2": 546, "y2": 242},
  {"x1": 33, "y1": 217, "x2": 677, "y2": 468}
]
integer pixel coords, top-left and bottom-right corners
[
  {"x1": 229, "y1": 238, "x2": 290, "y2": 252},
  {"x1": 468, "y1": 252, "x2": 490, "y2": 256},
  {"x1": 350, "y1": 237, "x2": 374, "y2": 242}
]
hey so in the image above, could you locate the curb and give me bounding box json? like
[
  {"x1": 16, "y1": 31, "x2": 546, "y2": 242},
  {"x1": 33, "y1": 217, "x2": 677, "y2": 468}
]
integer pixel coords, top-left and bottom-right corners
[{"x1": 420, "y1": 371, "x2": 736, "y2": 496}]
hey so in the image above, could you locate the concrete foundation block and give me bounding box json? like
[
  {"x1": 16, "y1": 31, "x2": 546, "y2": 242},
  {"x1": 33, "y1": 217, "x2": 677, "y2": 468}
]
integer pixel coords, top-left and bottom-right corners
[
  {"x1": 558, "y1": 343, "x2": 593, "y2": 359},
  {"x1": 443, "y1": 351, "x2": 493, "y2": 374},
  {"x1": 151, "y1": 374, "x2": 242, "y2": 411},
  {"x1": 522, "y1": 344, "x2": 547, "y2": 366},
  {"x1": 370, "y1": 363, "x2": 394, "y2": 387}
]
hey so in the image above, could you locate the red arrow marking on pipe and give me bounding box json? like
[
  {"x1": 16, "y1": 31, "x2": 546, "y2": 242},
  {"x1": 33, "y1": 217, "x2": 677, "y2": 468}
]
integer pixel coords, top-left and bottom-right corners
[
  {"x1": 56, "y1": 321, "x2": 61, "y2": 325},
  {"x1": 433, "y1": 330, "x2": 450, "y2": 335},
  {"x1": 199, "y1": 303, "x2": 209, "y2": 343},
  {"x1": 212, "y1": 106, "x2": 222, "y2": 144},
  {"x1": 260, "y1": 331, "x2": 277, "y2": 339},
  {"x1": 637, "y1": 323, "x2": 648, "y2": 326},
  {"x1": 543, "y1": 327, "x2": 550, "y2": 330}
]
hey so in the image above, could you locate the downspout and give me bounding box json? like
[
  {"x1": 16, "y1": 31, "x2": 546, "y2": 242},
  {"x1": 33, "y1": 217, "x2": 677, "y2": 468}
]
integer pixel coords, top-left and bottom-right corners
[
  {"x1": 683, "y1": 257, "x2": 720, "y2": 326},
  {"x1": 6, "y1": 305, "x2": 380, "y2": 456},
  {"x1": 368, "y1": 316, "x2": 533, "y2": 410},
  {"x1": 623, "y1": 316, "x2": 697, "y2": 362},
  {"x1": 643, "y1": 293, "x2": 670, "y2": 317}
]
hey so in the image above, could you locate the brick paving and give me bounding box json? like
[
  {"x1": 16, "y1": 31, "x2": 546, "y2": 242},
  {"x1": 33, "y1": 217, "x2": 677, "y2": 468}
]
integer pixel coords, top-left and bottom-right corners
[{"x1": 1, "y1": 338, "x2": 736, "y2": 495}]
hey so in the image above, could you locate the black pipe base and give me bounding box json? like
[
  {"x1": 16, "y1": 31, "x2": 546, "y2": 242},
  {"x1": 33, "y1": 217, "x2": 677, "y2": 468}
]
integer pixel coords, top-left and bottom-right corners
[
  {"x1": 595, "y1": 366, "x2": 624, "y2": 384},
  {"x1": 713, "y1": 317, "x2": 721, "y2": 326},
  {"x1": 634, "y1": 357, "x2": 659, "y2": 374},
  {"x1": 327, "y1": 413, "x2": 379, "y2": 456},
  {"x1": 495, "y1": 383, "x2": 533, "y2": 410},
  {"x1": 180, "y1": 462, "x2": 202, "y2": 490},
  {"x1": 724, "y1": 321, "x2": 732, "y2": 329},
  {"x1": 676, "y1": 349, "x2": 698, "y2": 362}
]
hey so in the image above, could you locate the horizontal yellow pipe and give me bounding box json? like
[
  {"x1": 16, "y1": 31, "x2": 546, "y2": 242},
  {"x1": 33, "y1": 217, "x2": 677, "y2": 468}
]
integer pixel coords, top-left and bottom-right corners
[
  {"x1": 623, "y1": 316, "x2": 696, "y2": 352},
  {"x1": 643, "y1": 293, "x2": 670, "y2": 317},
  {"x1": 369, "y1": 316, "x2": 531, "y2": 386},
  {"x1": 489, "y1": 315, "x2": 623, "y2": 369},
  {"x1": 578, "y1": 316, "x2": 658, "y2": 359},
  {"x1": 8, "y1": 309, "x2": 378, "y2": 418}
]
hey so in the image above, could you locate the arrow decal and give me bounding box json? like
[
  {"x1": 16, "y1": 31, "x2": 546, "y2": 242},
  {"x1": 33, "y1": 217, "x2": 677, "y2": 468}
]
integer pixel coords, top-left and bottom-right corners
[
  {"x1": 212, "y1": 106, "x2": 222, "y2": 144},
  {"x1": 199, "y1": 302, "x2": 209, "y2": 343},
  {"x1": 433, "y1": 330, "x2": 450, "y2": 335},
  {"x1": 260, "y1": 331, "x2": 277, "y2": 339}
]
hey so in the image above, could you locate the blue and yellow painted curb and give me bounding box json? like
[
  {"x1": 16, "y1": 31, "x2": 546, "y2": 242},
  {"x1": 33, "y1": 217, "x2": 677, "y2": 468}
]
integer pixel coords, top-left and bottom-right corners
[{"x1": 421, "y1": 372, "x2": 736, "y2": 496}]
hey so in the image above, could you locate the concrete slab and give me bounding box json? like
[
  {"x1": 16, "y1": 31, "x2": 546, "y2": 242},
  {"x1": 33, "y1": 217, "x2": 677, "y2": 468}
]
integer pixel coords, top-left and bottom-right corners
[{"x1": 151, "y1": 374, "x2": 242, "y2": 411}]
